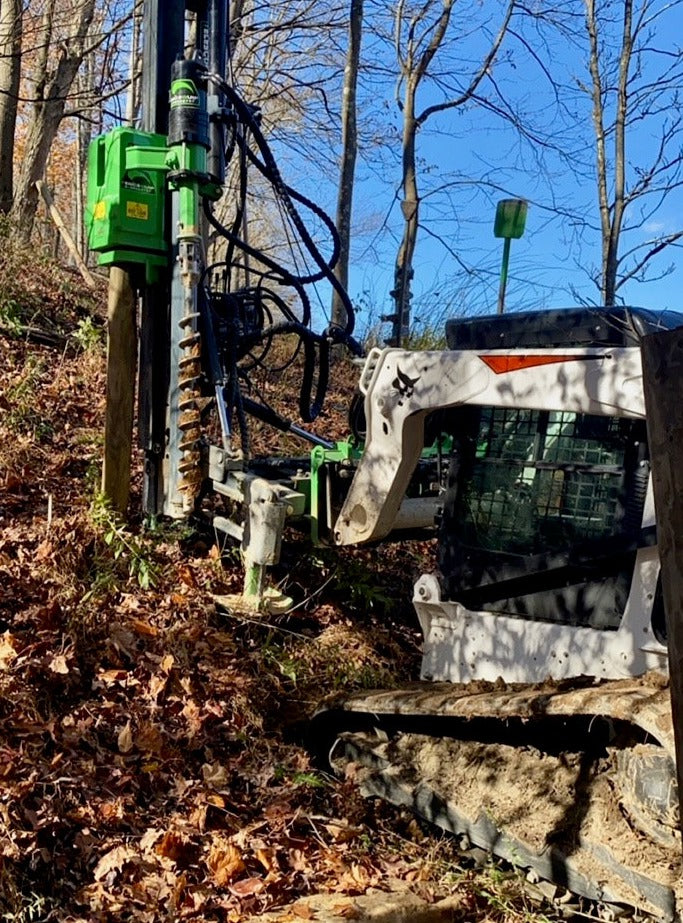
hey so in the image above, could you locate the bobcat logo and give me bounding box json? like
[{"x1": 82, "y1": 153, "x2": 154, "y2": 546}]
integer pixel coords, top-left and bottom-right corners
[{"x1": 392, "y1": 366, "x2": 420, "y2": 405}]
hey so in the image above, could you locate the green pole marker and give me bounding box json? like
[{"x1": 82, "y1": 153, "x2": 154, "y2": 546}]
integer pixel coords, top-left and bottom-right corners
[{"x1": 494, "y1": 199, "x2": 527, "y2": 315}]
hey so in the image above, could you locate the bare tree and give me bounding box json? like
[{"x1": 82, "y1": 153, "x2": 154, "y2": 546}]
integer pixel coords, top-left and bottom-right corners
[
  {"x1": 210, "y1": 1, "x2": 353, "y2": 287},
  {"x1": 331, "y1": 0, "x2": 363, "y2": 332},
  {"x1": 580, "y1": 0, "x2": 683, "y2": 305},
  {"x1": 10, "y1": 0, "x2": 96, "y2": 242},
  {"x1": 0, "y1": 0, "x2": 21, "y2": 215},
  {"x1": 124, "y1": 0, "x2": 141, "y2": 125},
  {"x1": 388, "y1": 0, "x2": 515, "y2": 345}
]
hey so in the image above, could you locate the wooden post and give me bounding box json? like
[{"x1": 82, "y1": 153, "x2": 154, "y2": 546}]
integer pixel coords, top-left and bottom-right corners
[
  {"x1": 102, "y1": 267, "x2": 137, "y2": 513},
  {"x1": 641, "y1": 326, "x2": 683, "y2": 849}
]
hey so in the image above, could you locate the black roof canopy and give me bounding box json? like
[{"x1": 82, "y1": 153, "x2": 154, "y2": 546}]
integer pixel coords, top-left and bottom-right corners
[{"x1": 445, "y1": 307, "x2": 683, "y2": 350}]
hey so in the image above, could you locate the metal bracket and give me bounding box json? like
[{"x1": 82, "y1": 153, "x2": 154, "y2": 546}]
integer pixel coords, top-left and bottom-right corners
[{"x1": 209, "y1": 445, "x2": 307, "y2": 609}]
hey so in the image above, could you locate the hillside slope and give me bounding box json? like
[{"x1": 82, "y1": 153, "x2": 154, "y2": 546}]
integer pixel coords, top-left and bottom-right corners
[{"x1": 0, "y1": 256, "x2": 562, "y2": 922}]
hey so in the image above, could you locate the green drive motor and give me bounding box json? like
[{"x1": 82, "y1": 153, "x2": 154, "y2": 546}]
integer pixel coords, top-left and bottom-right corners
[{"x1": 85, "y1": 126, "x2": 169, "y2": 270}]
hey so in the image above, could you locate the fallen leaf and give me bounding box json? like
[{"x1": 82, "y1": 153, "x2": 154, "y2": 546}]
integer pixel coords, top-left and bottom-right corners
[
  {"x1": 288, "y1": 848, "x2": 308, "y2": 873},
  {"x1": 130, "y1": 618, "x2": 158, "y2": 637},
  {"x1": 136, "y1": 722, "x2": 163, "y2": 754},
  {"x1": 324, "y1": 819, "x2": 363, "y2": 843},
  {"x1": 333, "y1": 901, "x2": 361, "y2": 919},
  {"x1": 95, "y1": 669, "x2": 139, "y2": 688},
  {"x1": 178, "y1": 565, "x2": 198, "y2": 589},
  {"x1": 189, "y1": 802, "x2": 208, "y2": 833},
  {"x1": 254, "y1": 846, "x2": 278, "y2": 874},
  {"x1": 98, "y1": 799, "x2": 126, "y2": 822},
  {"x1": 161, "y1": 653, "x2": 175, "y2": 673},
  {"x1": 147, "y1": 672, "x2": 168, "y2": 700},
  {"x1": 229, "y1": 876, "x2": 265, "y2": 898},
  {"x1": 118, "y1": 594, "x2": 142, "y2": 612},
  {"x1": 334, "y1": 861, "x2": 375, "y2": 894},
  {"x1": 139, "y1": 828, "x2": 163, "y2": 852},
  {"x1": 207, "y1": 838, "x2": 245, "y2": 887},
  {"x1": 48, "y1": 654, "x2": 69, "y2": 674},
  {"x1": 34, "y1": 540, "x2": 52, "y2": 561},
  {"x1": 291, "y1": 902, "x2": 314, "y2": 919},
  {"x1": 156, "y1": 830, "x2": 198, "y2": 866},
  {"x1": 93, "y1": 844, "x2": 138, "y2": 881},
  {"x1": 117, "y1": 722, "x2": 134, "y2": 754},
  {"x1": 202, "y1": 761, "x2": 228, "y2": 789},
  {"x1": 0, "y1": 633, "x2": 17, "y2": 670}
]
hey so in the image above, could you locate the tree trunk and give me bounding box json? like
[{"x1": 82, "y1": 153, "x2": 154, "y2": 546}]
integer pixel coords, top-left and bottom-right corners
[
  {"x1": 229, "y1": 0, "x2": 247, "y2": 48},
  {"x1": 0, "y1": 0, "x2": 21, "y2": 215},
  {"x1": 585, "y1": 0, "x2": 633, "y2": 306},
  {"x1": 390, "y1": 0, "x2": 512, "y2": 346},
  {"x1": 36, "y1": 178, "x2": 95, "y2": 287},
  {"x1": 75, "y1": 53, "x2": 94, "y2": 258},
  {"x1": 604, "y1": 0, "x2": 632, "y2": 306},
  {"x1": 10, "y1": 0, "x2": 96, "y2": 241},
  {"x1": 331, "y1": 0, "x2": 363, "y2": 331},
  {"x1": 391, "y1": 80, "x2": 419, "y2": 346}
]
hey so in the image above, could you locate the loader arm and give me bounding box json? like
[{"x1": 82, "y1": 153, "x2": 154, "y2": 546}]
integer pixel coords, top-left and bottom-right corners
[{"x1": 334, "y1": 344, "x2": 646, "y2": 545}]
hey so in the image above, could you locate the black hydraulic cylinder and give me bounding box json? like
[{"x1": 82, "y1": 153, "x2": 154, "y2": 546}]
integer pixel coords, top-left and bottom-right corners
[
  {"x1": 208, "y1": 0, "x2": 228, "y2": 73},
  {"x1": 242, "y1": 398, "x2": 335, "y2": 450},
  {"x1": 176, "y1": 0, "x2": 227, "y2": 184},
  {"x1": 168, "y1": 58, "x2": 210, "y2": 148}
]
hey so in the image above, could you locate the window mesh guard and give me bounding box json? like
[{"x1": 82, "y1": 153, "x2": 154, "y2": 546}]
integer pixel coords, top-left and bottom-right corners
[{"x1": 463, "y1": 409, "x2": 629, "y2": 555}]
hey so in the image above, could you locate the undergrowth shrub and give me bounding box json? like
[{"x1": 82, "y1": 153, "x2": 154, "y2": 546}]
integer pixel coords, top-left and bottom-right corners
[
  {"x1": 0, "y1": 214, "x2": 102, "y2": 333},
  {"x1": 87, "y1": 492, "x2": 159, "y2": 594}
]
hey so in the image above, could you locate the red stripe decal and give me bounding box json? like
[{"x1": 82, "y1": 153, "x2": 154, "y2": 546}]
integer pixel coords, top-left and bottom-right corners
[{"x1": 480, "y1": 355, "x2": 589, "y2": 374}]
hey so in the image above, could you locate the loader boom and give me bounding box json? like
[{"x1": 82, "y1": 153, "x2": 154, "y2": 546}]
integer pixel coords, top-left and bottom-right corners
[{"x1": 334, "y1": 344, "x2": 645, "y2": 546}]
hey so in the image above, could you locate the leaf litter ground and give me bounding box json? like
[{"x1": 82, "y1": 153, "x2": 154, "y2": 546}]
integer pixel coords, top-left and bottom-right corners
[{"x1": 0, "y1": 266, "x2": 568, "y2": 922}]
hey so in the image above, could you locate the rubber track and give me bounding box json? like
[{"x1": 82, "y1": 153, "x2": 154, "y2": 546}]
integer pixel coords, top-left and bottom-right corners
[{"x1": 315, "y1": 674, "x2": 680, "y2": 921}]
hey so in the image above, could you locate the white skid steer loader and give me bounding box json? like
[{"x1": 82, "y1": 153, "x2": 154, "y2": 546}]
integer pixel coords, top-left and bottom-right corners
[{"x1": 313, "y1": 307, "x2": 683, "y2": 921}]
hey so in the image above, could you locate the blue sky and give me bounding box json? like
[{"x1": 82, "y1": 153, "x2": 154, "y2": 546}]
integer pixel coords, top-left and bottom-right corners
[{"x1": 275, "y1": 0, "x2": 683, "y2": 339}]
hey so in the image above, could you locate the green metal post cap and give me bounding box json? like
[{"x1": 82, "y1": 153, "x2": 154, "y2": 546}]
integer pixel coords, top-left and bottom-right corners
[{"x1": 494, "y1": 199, "x2": 528, "y2": 239}]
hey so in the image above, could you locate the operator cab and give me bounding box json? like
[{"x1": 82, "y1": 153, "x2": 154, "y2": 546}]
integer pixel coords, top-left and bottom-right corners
[{"x1": 438, "y1": 307, "x2": 683, "y2": 634}]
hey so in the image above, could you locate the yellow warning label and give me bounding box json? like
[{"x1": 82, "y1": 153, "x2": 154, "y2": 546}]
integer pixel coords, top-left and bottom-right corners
[
  {"x1": 126, "y1": 200, "x2": 148, "y2": 220},
  {"x1": 94, "y1": 200, "x2": 106, "y2": 220}
]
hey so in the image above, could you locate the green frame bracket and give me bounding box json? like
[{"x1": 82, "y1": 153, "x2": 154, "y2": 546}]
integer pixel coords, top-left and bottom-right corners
[
  {"x1": 309, "y1": 440, "x2": 362, "y2": 545},
  {"x1": 308, "y1": 433, "x2": 452, "y2": 545}
]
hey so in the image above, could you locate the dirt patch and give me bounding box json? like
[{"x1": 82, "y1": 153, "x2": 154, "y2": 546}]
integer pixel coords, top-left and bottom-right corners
[{"x1": 244, "y1": 888, "x2": 469, "y2": 922}]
